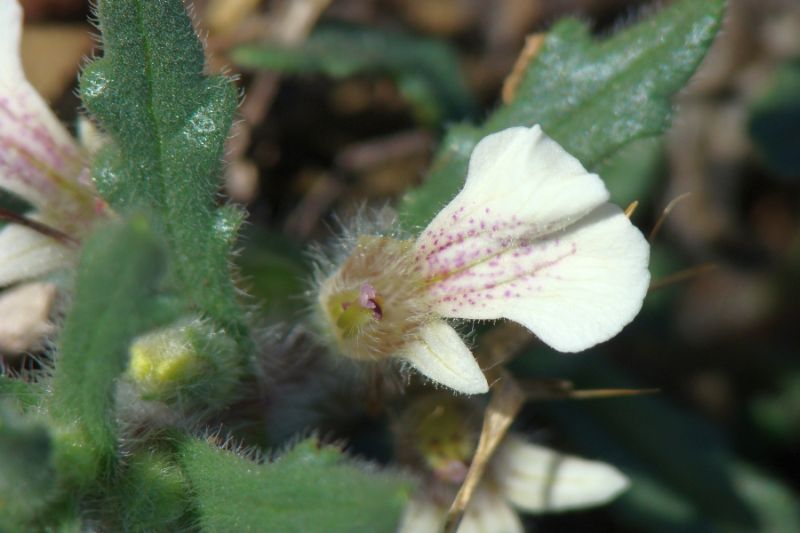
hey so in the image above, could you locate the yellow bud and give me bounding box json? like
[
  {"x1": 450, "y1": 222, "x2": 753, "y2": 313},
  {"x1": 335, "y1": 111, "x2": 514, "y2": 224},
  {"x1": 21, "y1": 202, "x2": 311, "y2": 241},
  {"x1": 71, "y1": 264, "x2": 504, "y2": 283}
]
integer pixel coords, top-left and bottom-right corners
[
  {"x1": 126, "y1": 318, "x2": 237, "y2": 403},
  {"x1": 129, "y1": 328, "x2": 203, "y2": 397}
]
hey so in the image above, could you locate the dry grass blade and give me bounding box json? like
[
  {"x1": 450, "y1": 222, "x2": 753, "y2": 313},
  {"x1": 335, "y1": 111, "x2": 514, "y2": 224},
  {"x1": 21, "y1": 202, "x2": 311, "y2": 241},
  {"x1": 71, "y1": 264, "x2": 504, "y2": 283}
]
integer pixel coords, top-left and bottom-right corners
[
  {"x1": 624, "y1": 200, "x2": 639, "y2": 219},
  {"x1": 518, "y1": 378, "x2": 659, "y2": 401},
  {"x1": 566, "y1": 388, "x2": 660, "y2": 399},
  {"x1": 501, "y1": 33, "x2": 546, "y2": 104},
  {"x1": 649, "y1": 263, "x2": 716, "y2": 292},
  {"x1": 444, "y1": 372, "x2": 525, "y2": 532}
]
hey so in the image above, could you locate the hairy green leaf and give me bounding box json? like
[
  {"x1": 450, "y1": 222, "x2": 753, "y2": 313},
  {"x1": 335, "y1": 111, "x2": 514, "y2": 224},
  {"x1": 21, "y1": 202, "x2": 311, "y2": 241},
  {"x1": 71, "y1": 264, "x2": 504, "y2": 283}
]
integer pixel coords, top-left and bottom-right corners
[
  {"x1": 236, "y1": 230, "x2": 310, "y2": 318},
  {"x1": 0, "y1": 405, "x2": 56, "y2": 528},
  {"x1": 181, "y1": 437, "x2": 411, "y2": 532},
  {"x1": 232, "y1": 22, "x2": 476, "y2": 125},
  {"x1": 49, "y1": 216, "x2": 172, "y2": 486},
  {"x1": 80, "y1": 0, "x2": 247, "y2": 343},
  {"x1": 0, "y1": 374, "x2": 42, "y2": 412},
  {"x1": 399, "y1": 0, "x2": 724, "y2": 229},
  {"x1": 111, "y1": 451, "x2": 193, "y2": 532}
]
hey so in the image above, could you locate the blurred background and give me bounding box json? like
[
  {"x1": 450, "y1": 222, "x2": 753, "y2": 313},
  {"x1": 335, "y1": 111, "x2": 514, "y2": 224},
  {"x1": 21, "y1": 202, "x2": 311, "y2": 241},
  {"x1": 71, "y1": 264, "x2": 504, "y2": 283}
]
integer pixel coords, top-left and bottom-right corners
[{"x1": 9, "y1": 0, "x2": 800, "y2": 531}]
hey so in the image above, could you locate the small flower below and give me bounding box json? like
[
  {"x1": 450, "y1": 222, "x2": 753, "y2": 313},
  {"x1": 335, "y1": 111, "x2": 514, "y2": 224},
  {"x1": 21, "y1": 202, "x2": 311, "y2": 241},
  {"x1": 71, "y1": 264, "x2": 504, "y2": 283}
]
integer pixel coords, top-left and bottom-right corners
[
  {"x1": 395, "y1": 393, "x2": 630, "y2": 533},
  {"x1": 316, "y1": 125, "x2": 650, "y2": 394}
]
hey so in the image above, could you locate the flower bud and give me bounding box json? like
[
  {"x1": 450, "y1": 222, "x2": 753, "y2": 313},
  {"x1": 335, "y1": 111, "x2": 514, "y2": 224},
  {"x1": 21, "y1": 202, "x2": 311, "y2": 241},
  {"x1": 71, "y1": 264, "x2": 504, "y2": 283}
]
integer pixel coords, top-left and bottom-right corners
[
  {"x1": 395, "y1": 392, "x2": 480, "y2": 485},
  {"x1": 127, "y1": 318, "x2": 239, "y2": 406}
]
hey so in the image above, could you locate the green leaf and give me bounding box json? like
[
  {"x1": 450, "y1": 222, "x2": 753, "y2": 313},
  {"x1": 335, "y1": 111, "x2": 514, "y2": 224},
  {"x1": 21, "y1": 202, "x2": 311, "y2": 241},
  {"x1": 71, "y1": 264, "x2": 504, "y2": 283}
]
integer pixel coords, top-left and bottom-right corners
[
  {"x1": 399, "y1": 0, "x2": 724, "y2": 229},
  {"x1": 595, "y1": 136, "x2": 665, "y2": 207},
  {"x1": 49, "y1": 216, "x2": 173, "y2": 486},
  {"x1": 236, "y1": 230, "x2": 311, "y2": 318},
  {"x1": 0, "y1": 404, "x2": 57, "y2": 528},
  {"x1": 731, "y1": 462, "x2": 800, "y2": 533},
  {"x1": 748, "y1": 60, "x2": 800, "y2": 178},
  {"x1": 111, "y1": 451, "x2": 193, "y2": 532},
  {"x1": 0, "y1": 374, "x2": 42, "y2": 412},
  {"x1": 80, "y1": 0, "x2": 247, "y2": 343},
  {"x1": 751, "y1": 373, "x2": 800, "y2": 444},
  {"x1": 232, "y1": 22, "x2": 476, "y2": 125},
  {"x1": 180, "y1": 437, "x2": 411, "y2": 532}
]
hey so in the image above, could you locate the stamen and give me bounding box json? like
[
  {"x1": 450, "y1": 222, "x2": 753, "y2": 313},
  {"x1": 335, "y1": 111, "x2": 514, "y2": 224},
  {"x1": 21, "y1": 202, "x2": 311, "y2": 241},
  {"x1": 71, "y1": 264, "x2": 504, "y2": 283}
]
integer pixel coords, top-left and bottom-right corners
[
  {"x1": 359, "y1": 283, "x2": 377, "y2": 309},
  {"x1": 437, "y1": 460, "x2": 469, "y2": 484},
  {"x1": 359, "y1": 283, "x2": 382, "y2": 319}
]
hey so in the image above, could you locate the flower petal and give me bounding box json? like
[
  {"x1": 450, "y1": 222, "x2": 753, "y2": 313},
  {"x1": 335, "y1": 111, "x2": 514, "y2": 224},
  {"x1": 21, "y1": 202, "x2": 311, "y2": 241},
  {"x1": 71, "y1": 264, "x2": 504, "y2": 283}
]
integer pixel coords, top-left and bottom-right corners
[
  {"x1": 427, "y1": 203, "x2": 650, "y2": 352},
  {"x1": 415, "y1": 126, "x2": 609, "y2": 280},
  {"x1": 492, "y1": 435, "x2": 630, "y2": 513},
  {"x1": 0, "y1": 0, "x2": 89, "y2": 213},
  {"x1": 398, "y1": 320, "x2": 488, "y2": 395},
  {"x1": 0, "y1": 222, "x2": 71, "y2": 286},
  {"x1": 458, "y1": 486, "x2": 524, "y2": 533},
  {"x1": 397, "y1": 496, "x2": 446, "y2": 533},
  {"x1": 0, "y1": 281, "x2": 56, "y2": 355}
]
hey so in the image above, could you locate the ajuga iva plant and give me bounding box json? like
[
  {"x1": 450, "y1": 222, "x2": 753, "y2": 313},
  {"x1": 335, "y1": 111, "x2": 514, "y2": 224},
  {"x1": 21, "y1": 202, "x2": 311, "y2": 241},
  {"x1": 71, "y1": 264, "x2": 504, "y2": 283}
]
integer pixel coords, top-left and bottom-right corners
[{"x1": 0, "y1": 0, "x2": 735, "y2": 531}]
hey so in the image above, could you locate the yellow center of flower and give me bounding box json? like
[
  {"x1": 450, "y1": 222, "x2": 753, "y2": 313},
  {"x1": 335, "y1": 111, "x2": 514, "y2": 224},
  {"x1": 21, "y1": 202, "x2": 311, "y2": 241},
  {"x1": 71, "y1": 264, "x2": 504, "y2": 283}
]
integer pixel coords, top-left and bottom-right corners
[
  {"x1": 325, "y1": 283, "x2": 383, "y2": 338},
  {"x1": 317, "y1": 235, "x2": 430, "y2": 361}
]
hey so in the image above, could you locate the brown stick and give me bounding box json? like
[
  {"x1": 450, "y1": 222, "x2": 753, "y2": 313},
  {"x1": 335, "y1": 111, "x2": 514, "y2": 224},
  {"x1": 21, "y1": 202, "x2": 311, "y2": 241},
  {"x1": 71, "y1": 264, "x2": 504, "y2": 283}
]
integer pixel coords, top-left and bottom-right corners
[
  {"x1": 444, "y1": 372, "x2": 525, "y2": 532},
  {"x1": 501, "y1": 34, "x2": 546, "y2": 104},
  {"x1": 649, "y1": 263, "x2": 716, "y2": 292},
  {"x1": 0, "y1": 208, "x2": 77, "y2": 246}
]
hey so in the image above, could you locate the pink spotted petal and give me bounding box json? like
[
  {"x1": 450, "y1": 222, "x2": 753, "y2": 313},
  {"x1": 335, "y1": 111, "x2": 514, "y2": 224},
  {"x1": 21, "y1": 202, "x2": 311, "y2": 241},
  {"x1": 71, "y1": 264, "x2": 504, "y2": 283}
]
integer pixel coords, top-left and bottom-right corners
[
  {"x1": 0, "y1": 0, "x2": 91, "y2": 216},
  {"x1": 415, "y1": 126, "x2": 609, "y2": 282},
  {"x1": 426, "y1": 204, "x2": 650, "y2": 352}
]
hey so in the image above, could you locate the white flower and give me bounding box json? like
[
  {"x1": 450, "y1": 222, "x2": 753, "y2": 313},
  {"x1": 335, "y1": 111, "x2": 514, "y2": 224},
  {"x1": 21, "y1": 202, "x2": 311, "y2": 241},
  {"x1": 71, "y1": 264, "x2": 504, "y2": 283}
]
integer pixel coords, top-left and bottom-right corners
[
  {"x1": 317, "y1": 125, "x2": 650, "y2": 394},
  {"x1": 398, "y1": 434, "x2": 630, "y2": 533},
  {"x1": 0, "y1": 0, "x2": 101, "y2": 287},
  {"x1": 0, "y1": 281, "x2": 56, "y2": 355}
]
